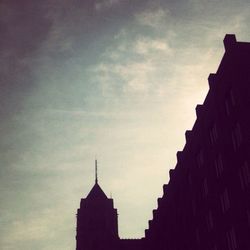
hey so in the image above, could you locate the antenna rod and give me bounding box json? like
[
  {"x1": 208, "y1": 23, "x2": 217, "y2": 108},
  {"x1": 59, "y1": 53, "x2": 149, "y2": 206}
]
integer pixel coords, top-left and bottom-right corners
[{"x1": 95, "y1": 159, "x2": 98, "y2": 184}]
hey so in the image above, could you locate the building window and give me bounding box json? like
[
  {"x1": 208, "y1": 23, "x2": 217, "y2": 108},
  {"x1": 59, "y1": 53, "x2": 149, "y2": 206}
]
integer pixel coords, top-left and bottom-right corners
[
  {"x1": 220, "y1": 188, "x2": 230, "y2": 213},
  {"x1": 247, "y1": 210, "x2": 250, "y2": 226},
  {"x1": 209, "y1": 123, "x2": 218, "y2": 145},
  {"x1": 196, "y1": 149, "x2": 204, "y2": 168},
  {"x1": 226, "y1": 227, "x2": 237, "y2": 250},
  {"x1": 225, "y1": 99, "x2": 230, "y2": 116},
  {"x1": 192, "y1": 199, "x2": 196, "y2": 216},
  {"x1": 188, "y1": 173, "x2": 192, "y2": 185},
  {"x1": 239, "y1": 161, "x2": 250, "y2": 189},
  {"x1": 225, "y1": 89, "x2": 236, "y2": 116},
  {"x1": 206, "y1": 210, "x2": 214, "y2": 231},
  {"x1": 203, "y1": 178, "x2": 209, "y2": 196},
  {"x1": 211, "y1": 245, "x2": 218, "y2": 250},
  {"x1": 232, "y1": 123, "x2": 242, "y2": 151},
  {"x1": 196, "y1": 228, "x2": 200, "y2": 245},
  {"x1": 239, "y1": 170, "x2": 244, "y2": 189},
  {"x1": 215, "y1": 154, "x2": 224, "y2": 177},
  {"x1": 230, "y1": 90, "x2": 236, "y2": 106}
]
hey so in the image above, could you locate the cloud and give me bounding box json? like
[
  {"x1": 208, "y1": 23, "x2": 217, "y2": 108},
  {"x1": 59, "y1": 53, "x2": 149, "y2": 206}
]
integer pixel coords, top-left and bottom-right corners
[
  {"x1": 134, "y1": 37, "x2": 173, "y2": 55},
  {"x1": 90, "y1": 59, "x2": 156, "y2": 95},
  {"x1": 119, "y1": 61, "x2": 155, "y2": 93},
  {"x1": 89, "y1": 32, "x2": 175, "y2": 97},
  {"x1": 135, "y1": 7, "x2": 170, "y2": 28},
  {"x1": 95, "y1": 0, "x2": 121, "y2": 11}
]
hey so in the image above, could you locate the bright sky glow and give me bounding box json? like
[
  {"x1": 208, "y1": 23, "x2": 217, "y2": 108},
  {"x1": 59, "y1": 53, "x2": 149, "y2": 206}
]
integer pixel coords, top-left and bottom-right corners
[{"x1": 0, "y1": 0, "x2": 250, "y2": 249}]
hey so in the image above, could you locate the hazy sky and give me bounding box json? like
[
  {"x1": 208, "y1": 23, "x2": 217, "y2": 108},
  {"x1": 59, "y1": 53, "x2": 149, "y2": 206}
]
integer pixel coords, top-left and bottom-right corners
[{"x1": 1, "y1": 0, "x2": 250, "y2": 249}]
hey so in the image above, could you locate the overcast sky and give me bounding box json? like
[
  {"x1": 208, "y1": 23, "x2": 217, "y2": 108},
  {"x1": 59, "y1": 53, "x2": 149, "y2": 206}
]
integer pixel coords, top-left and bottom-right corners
[{"x1": 1, "y1": 0, "x2": 250, "y2": 249}]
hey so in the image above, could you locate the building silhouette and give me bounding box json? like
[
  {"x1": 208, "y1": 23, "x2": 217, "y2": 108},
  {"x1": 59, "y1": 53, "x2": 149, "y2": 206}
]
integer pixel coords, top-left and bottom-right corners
[
  {"x1": 76, "y1": 34, "x2": 250, "y2": 250},
  {"x1": 76, "y1": 160, "x2": 119, "y2": 250}
]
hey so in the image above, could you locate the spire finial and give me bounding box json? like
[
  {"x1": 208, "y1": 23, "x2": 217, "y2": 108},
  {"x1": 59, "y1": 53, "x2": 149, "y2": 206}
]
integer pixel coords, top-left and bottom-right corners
[{"x1": 95, "y1": 159, "x2": 98, "y2": 184}]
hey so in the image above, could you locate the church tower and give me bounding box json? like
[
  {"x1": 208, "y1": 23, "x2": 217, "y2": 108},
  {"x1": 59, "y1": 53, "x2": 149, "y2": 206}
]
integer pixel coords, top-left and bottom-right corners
[{"x1": 76, "y1": 160, "x2": 119, "y2": 250}]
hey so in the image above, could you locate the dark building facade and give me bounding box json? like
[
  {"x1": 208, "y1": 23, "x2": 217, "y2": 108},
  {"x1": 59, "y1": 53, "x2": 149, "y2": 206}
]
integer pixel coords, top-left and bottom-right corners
[{"x1": 76, "y1": 34, "x2": 250, "y2": 250}]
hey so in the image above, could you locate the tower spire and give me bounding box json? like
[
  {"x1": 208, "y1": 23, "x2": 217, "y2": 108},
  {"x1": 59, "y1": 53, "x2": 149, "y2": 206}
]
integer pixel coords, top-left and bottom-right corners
[{"x1": 95, "y1": 159, "x2": 98, "y2": 184}]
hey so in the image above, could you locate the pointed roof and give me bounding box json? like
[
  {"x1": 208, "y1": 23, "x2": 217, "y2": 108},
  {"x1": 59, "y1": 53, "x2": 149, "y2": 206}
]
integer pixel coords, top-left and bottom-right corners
[
  {"x1": 87, "y1": 183, "x2": 108, "y2": 199},
  {"x1": 86, "y1": 159, "x2": 107, "y2": 200}
]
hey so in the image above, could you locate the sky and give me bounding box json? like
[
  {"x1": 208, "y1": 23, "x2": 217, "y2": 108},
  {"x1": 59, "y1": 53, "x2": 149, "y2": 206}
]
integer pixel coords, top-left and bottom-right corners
[{"x1": 0, "y1": 0, "x2": 250, "y2": 249}]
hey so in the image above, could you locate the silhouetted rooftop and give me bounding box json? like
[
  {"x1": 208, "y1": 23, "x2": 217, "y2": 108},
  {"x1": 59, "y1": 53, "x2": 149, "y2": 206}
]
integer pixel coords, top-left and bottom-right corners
[{"x1": 86, "y1": 183, "x2": 108, "y2": 200}]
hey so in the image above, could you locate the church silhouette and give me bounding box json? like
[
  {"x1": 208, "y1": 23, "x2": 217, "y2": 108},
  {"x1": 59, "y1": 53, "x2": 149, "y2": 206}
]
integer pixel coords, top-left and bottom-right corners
[{"x1": 76, "y1": 35, "x2": 250, "y2": 250}]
